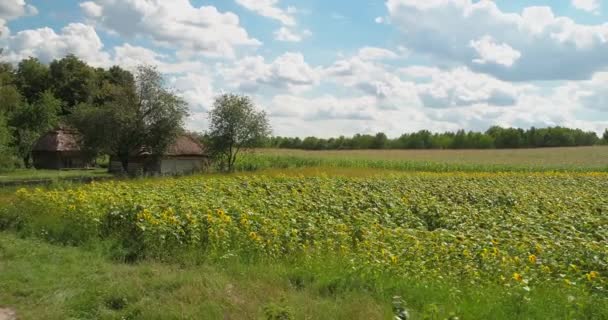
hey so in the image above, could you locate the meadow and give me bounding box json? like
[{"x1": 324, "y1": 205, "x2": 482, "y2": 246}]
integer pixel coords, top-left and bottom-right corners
[{"x1": 1, "y1": 164, "x2": 607, "y2": 319}]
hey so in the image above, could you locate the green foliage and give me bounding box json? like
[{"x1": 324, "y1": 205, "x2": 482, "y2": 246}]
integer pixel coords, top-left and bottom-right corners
[
  {"x1": 0, "y1": 113, "x2": 16, "y2": 171},
  {"x1": 208, "y1": 94, "x2": 271, "y2": 172},
  {"x1": 70, "y1": 65, "x2": 187, "y2": 173},
  {"x1": 9, "y1": 90, "x2": 61, "y2": 166},
  {"x1": 268, "y1": 126, "x2": 601, "y2": 150},
  {"x1": 15, "y1": 57, "x2": 50, "y2": 104},
  {"x1": 603, "y1": 129, "x2": 608, "y2": 144},
  {"x1": 49, "y1": 54, "x2": 98, "y2": 115}
]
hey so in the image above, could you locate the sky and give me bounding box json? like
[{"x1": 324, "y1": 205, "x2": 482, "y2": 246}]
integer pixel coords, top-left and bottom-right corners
[{"x1": 0, "y1": 0, "x2": 608, "y2": 137}]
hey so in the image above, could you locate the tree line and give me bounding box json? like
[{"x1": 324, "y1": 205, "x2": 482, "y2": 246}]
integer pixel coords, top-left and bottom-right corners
[
  {"x1": 268, "y1": 127, "x2": 608, "y2": 150},
  {"x1": 0, "y1": 54, "x2": 269, "y2": 173}
]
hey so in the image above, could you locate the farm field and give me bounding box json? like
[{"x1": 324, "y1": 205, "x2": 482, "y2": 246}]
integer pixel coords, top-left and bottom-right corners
[
  {"x1": 1, "y1": 168, "x2": 607, "y2": 319},
  {"x1": 250, "y1": 146, "x2": 608, "y2": 172}
]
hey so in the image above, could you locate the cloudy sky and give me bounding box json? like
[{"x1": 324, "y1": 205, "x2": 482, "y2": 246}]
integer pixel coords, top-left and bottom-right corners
[{"x1": 1, "y1": 0, "x2": 608, "y2": 137}]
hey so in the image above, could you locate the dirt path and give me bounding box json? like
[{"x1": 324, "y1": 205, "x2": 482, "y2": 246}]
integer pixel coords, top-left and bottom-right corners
[{"x1": 0, "y1": 308, "x2": 16, "y2": 320}]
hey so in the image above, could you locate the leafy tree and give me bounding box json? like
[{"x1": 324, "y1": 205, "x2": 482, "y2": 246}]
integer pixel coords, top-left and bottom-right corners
[
  {"x1": 603, "y1": 129, "x2": 608, "y2": 144},
  {"x1": 10, "y1": 91, "x2": 61, "y2": 166},
  {"x1": 208, "y1": 94, "x2": 271, "y2": 172},
  {"x1": 0, "y1": 63, "x2": 23, "y2": 116},
  {"x1": 49, "y1": 55, "x2": 97, "y2": 115},
  {"x1": 16, "y1": 57, "x2": 50, "y2": 103},
  {"x1": 71, "y1": 66, "x2": 188, "y2": 173},
  {"x1": 372, "y1": 132, "x2": 388, "y2": 149},
  {"x1": 0, "y1": 113, "x2": 16, "y2": 171}
]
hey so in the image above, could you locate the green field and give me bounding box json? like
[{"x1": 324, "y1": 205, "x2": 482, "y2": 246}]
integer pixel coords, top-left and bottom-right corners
[
  {"x1": 246, "y1": 146, "x2": 608, "y2": 172},
  {"x1": 1, "y1": 148, "x2": 607, "y2": 319}
]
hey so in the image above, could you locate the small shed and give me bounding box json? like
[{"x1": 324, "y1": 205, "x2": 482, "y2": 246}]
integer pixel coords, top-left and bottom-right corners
[
  {"x1": 109, "y1": 135, "x2": 209, "y2": 175},
  {"x1": 32, "y1": 128, "x2": 91, "y2": 169}
]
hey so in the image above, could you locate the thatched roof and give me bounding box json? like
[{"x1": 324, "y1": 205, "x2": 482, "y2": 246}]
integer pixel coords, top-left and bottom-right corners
[
  {"x1": 165, "y1": 135, "x2": 207, "y2": 156},
  {"x1": 32, "y1": 128, "x2": 81, "y2": 152}
]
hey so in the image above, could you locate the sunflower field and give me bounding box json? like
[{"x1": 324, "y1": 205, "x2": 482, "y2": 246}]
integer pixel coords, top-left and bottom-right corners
[{"x1": 3, "y1": 172, "x2": 607, "y2": 294}]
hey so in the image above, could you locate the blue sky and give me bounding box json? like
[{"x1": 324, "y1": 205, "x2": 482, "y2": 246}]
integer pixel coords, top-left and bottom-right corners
[{"x1": 1, "y1": 0, "x2": 607, "y2": 137}]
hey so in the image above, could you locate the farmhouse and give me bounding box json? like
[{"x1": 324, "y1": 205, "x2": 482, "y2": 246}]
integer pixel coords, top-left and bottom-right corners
[
  {"x1": 109, "y1": 135, "x2": 209, "y2": 175},
  {"x1": 32, "y1": 128, "x2": 92, "y2": 169}
]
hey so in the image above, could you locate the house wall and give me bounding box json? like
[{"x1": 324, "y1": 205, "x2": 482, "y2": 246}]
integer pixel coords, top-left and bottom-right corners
[
  {"x1": 32, "y1": 151, "x2": 89, "y2": 170},
  {"x1": 160, "y1": 158, "x2": 206, "y2": 175}
]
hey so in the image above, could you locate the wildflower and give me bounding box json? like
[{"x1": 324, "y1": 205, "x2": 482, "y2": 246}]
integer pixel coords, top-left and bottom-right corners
[
  {"x1": 586, "y1": 271, "x2": 599, "y2": 281},
  {"x1": 528, "y1": 254, "x2": 537, "y2": 264},
  {"x1": 513, "y1": 273, "x2": 523, "y2": 282}
]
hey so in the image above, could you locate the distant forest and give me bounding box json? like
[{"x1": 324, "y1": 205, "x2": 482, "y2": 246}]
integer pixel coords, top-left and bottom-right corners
[{"x1": 267, "y1": 127, "x2": 608, "y2": 150}]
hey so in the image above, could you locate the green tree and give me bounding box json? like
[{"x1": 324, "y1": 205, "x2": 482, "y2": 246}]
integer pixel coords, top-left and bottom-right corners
[
  {"x1": 49, "y1": 54, "x2": 97, "y2": 115},
  {"x1": 10, "y1": 91, "x2": 61, "y2": 166},
  {"x1": 16, "y1": 57, "x2": 50, "y2": 104},
  {"x1": 0, "y1": 113, "x2": 16, "y2": 171},
  {"x1": 0, "y1": 63, "x2": 23, "y2": 116},
  {"x1": 208, "y1": 94, "x2": 271, "y2": 172},
  {"x1": 603, "y1": 129, "x2": 608, "y2": 144},
  {"x1": 71, "y1": 66, "x2": 188, "y2": 173}
]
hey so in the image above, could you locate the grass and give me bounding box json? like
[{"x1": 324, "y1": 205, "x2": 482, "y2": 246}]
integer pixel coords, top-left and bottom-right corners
[
  {"x1": 1, "y1": 232, "x2": 605, "y2": 320},
  {"x1": 253, "y1": 146, "x2": 608, "y2": 171},
  {"x1": 0, "y1": 168, "x2": 111, "y2": 183}
]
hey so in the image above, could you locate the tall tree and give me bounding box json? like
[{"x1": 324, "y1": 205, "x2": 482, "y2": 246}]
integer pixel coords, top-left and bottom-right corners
[
  {"x1": 49, "y1": 54, "x2": 97, "y2": 115},
  {"x1": 603, "y1": 129, "x2": 608, "y2": 144},
  {"x1": 10, "y1": 91, "x2": 61, "y2": 166},
  {"x1": 208, "y1": 94, "x2": 271, "y2": 172},
  {"x1": 71, "y1": 66, "x2": 188, "y2": 173},
  {"x1": 16, "y1": 57, "x2": 50, "y2": 104}
]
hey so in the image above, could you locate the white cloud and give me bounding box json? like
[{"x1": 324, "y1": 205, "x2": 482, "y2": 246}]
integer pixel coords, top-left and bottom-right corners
[
  {"x1": 470, "y1": 35, "x2": 521, "y2": 67},
  {"x1": 268, "y1": 94, "x2": 378, "y2": 121},
  {"x1": 324, "y1": 50, "x2": 418, "y2": 104},
  {"x1": 81, "y1": 0, "x2": 261, "y2": 58},
  {"x1": 357, "y1": 47, "x2": 399, "y2": 60},
  {"x1": 0, "y1": 0, "x2": 37, "y2": 21},
  {"x1": 274, "y1": 27, "x2": 311, "y2": 42},
  {"x1": 79, "y1": 1, "x2": 102, "y2": 17},
  {"x1": 386, "y1": 0, "x2": 608, "y2": 81},
  {"x1": 2, "y1": 23, "x2": 110, "y2": 65},
  {"x1": 576, "y1": 72, "x2": 608, "y2": 111},
  {"x1": 416, "y1": 67, "x2": 522, "y2": 108},
  {"x1": 235, "y1": 0, "x2": 296, "y2": 26},
  {"x1": 0, "y1": 0, "x2": 37, "y2": 36},
  {"x1": 572, "y1": 0, "x2": 600, "y2": 13},
  {"x1": 219, "y1": 52, "x2": 320, "y2": 93}
]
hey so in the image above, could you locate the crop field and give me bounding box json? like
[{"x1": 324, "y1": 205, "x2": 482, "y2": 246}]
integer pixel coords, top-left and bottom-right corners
[
  {"x1": 250, "y1": 146, "x2": 608, "y2": 172},
  {"x1": 2, "y1": 169, "x2": 607, "y2": 318}
]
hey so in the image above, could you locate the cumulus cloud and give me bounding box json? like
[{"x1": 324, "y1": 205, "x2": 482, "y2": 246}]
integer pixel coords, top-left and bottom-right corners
[
  {"x1": 80, "y1": 0, "x2": 261, "y2": 58},
  {"x1": 0, "y1": 0, "x2": 37, "y2": 21},
  {"x1": 417, "y1": 67, "x2": 520, "y2": 108},
  {"x1": 2, "y1": 23, "x2": 110, "y2": 65},
  {"x1": 274, "y1": 27, "x2": 311, "y2": 42},
  {"x1": 386, "y1": 0, "x2": 608, "y2": 81},
  {"x1": 470, "y1": 36, "x2": 521, "y2": 67},
  {"x1": 219, "y1": 52, "x2": 320, "y2": 93},
  {"x1": 268, "y1": 94, "x2": 378, "y2": 121},
  {"x1": 577, "y1": 72, "x2": 608, "y2": 111},
  {"x1": 0, "y1": 0, "x2": 37, "y2": 36},
  {"x1": 572, "y1": 0, "x2": 600, "y2": 14},
  {"x1": 235, "y1": 0, "x2": 296, "y2": 26}
]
